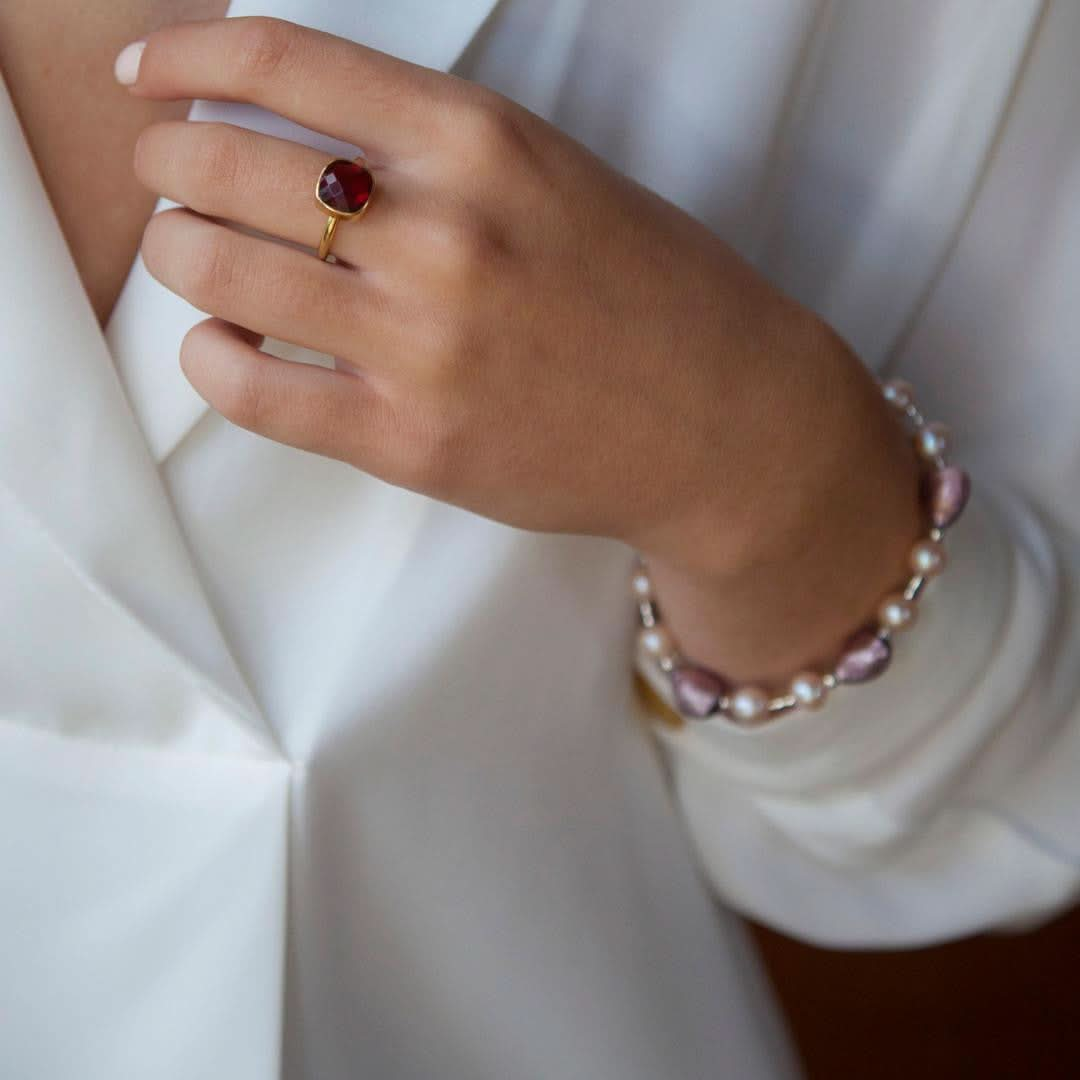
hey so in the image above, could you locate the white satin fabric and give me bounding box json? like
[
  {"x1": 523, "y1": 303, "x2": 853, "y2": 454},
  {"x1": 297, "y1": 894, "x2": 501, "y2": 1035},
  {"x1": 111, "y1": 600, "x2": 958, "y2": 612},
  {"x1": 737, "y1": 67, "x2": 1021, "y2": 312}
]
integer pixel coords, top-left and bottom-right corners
[{"x1": 2, "y1": 0, "x2": 1079, "y2": 1076}]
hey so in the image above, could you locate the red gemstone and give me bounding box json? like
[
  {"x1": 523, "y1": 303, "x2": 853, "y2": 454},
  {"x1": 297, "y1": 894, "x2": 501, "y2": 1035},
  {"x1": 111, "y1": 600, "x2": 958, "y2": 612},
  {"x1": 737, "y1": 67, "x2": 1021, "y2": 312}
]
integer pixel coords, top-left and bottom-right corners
[{"x1": 318, "y1": 160, "x2": 374, "y2": 215}]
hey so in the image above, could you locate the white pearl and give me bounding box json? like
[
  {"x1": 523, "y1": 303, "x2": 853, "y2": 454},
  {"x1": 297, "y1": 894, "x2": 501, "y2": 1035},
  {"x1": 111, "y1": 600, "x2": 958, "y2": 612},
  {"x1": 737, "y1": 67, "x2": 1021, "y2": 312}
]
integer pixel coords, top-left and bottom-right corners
[
  {"x1": 916, "y1": 422, "x2": 950, "y2": 460},
  {"x1": 882, "y1": 379, "x2": 915, "y2": 409},
  {"x1": 730, "y1": 686, "x2": 769, "y2": 723},
  {"x1": 910, "y1": 539, "x2": 947, "y2": 578},
  {"x1": 638, "y1": 625, "x2": 674, "y2": 659},
  {"x1": 878, "y1": 593, "x2": 917, "y2": 631},
  {"x1": 630, "y1": 571, "x2": 652, "y2": 600},
  {"x1": 790, "y1": 671, "x2": 828, "y2": 709}
]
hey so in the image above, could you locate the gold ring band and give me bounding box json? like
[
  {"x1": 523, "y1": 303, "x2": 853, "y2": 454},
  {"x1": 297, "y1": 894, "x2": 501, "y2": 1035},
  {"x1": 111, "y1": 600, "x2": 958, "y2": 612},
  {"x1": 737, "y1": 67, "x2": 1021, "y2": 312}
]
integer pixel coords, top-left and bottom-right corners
[
  {"x1": 318, "y1": 216, "x2": 341, "y2": 261},
  {"x1": 314, "y1": 157, "x2": 375, "y2": 261}
]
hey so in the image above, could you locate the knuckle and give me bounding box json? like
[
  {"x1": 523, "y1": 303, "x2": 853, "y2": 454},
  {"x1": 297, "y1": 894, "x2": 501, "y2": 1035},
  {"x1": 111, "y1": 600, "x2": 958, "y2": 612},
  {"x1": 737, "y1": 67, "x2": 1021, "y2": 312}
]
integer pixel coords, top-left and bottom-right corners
[
  {"x1": 183, "y1": 230, "x2": 235, "y2": 308},
  {"x1": 231, "y1": 17, "x2": 296, "y2": 83},
  {"x1": 456, "y1": 95, "x2": 529, "y2": 168},
  {"x1": 216, "y1": 367, "x2": 267, "y2": 430},
  {"x1": 191, "y1": 124, "x2": 245, "y2": 197},
  {"x1": 427, "y1": 210, "x2": 504, "y2": 285}
]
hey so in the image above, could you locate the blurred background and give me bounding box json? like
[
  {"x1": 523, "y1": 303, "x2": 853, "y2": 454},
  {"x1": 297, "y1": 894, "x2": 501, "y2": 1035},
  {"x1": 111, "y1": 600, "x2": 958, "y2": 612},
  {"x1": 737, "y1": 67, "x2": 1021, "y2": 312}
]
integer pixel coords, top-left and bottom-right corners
[{"x1": 750, "y1": 904, "x2": 1080, "y2": 1077}]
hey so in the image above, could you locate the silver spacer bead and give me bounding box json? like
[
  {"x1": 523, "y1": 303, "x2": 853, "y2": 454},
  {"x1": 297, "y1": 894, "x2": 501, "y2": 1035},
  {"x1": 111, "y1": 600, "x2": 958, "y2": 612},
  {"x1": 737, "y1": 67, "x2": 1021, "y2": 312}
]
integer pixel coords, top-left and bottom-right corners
[
  {"x1": 903, "y1": 575, "x2": 926, "y2": 602},
  {"x1": 767, "y1": 696, "x2": 799, "y2": 716}
]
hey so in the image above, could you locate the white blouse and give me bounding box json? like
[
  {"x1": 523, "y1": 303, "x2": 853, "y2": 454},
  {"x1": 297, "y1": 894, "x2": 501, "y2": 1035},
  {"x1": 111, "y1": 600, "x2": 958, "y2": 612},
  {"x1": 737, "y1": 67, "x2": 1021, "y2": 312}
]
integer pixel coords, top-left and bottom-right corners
[{"x1": 1, "y1": 0, "x2": 1078, "y2": 1077}]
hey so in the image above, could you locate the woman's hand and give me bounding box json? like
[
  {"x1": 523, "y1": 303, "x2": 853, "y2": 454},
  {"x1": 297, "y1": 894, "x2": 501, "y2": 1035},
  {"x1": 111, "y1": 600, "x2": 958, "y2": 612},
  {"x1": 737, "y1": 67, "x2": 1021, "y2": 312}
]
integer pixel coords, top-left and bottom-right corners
[{"x1": 126, "y1": 17, "x2": 922, "y2": 683}]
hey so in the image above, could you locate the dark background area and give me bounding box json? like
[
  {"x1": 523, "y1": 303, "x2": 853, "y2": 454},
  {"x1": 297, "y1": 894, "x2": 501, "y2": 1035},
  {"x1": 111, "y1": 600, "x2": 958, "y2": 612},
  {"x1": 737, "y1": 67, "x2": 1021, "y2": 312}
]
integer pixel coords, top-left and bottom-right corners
[{"x1": 750, "y1": 903, "x2": 1080, "y2": 1077}]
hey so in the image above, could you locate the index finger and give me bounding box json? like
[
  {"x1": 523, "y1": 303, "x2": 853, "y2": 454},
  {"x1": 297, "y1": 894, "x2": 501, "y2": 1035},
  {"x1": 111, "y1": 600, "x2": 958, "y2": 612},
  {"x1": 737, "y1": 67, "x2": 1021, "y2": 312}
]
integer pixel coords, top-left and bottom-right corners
[{"x1": 120, "y1": 16, "x2": 451, "y2": 160}]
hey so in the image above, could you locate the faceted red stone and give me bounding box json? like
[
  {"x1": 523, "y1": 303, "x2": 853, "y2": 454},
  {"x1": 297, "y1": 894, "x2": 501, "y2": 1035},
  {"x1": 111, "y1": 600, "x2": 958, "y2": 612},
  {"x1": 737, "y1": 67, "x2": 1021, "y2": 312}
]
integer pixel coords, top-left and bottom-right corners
[{"x1": 318, "y1": 160, "x2": 374, "y2": 216}]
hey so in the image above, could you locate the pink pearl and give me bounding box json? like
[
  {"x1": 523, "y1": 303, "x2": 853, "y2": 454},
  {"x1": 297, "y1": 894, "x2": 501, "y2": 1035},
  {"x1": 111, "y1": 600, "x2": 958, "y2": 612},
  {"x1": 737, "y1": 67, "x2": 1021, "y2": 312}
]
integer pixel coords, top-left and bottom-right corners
[
  {"x1": 730, "y1": 686, "x2": 769, "y2": 723},
  {"x1": 790, "y1": 671, "x2": 828, "y2": 709},
  {"x1": 878, "y1": 593, "x2": 917, "y2": 631},
  {"x1": 910, "y1": 538, "x2": 947, "y2": 577}
]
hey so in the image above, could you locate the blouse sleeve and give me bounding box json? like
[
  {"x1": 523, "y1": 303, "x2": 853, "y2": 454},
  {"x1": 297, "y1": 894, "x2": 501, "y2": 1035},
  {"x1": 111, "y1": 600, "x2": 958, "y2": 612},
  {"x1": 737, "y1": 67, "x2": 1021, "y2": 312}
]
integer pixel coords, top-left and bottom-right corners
[{"x1": 634, "y1": 476, "x2": 1080, "y2": 947}]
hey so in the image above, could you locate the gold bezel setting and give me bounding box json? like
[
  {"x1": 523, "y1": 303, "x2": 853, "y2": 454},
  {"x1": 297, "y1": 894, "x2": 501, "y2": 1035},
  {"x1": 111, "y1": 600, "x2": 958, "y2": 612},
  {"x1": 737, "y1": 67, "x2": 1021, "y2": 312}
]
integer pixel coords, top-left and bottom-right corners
[{"x1": 315, "y1": 158, "x2": 375, "y2": 259}]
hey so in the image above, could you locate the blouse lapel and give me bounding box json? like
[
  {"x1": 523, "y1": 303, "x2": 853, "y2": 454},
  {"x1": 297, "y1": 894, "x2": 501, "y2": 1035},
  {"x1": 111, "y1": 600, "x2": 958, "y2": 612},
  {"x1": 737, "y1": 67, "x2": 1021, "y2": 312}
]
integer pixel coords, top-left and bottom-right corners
[
  {"x1": 0, "y1": 74, "x2": 276, "y2": 753},
  {"x1": 109, "y1": 0, "x2": 502, "y2": 463}
]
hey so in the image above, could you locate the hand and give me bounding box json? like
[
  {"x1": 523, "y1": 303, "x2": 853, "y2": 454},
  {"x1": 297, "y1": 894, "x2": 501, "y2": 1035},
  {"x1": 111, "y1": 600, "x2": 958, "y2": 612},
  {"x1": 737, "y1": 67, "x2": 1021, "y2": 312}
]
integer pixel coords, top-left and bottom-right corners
[{"x1": 127, "y1": 17, "x2": 922, "y2": 682}]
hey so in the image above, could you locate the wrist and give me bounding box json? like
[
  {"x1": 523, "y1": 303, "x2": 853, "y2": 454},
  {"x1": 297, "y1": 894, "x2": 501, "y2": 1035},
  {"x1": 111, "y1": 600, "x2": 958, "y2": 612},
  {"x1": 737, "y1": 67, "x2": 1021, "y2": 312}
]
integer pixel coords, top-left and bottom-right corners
[{"x1": 634, "y1": 321, "x2": 924, "y2": 685}]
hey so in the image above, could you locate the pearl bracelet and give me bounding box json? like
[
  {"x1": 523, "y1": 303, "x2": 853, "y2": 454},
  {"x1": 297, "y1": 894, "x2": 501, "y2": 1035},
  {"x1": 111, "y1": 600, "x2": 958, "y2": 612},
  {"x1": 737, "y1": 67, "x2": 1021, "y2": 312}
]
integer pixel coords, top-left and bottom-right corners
[{"x1": 632, "y1": 377, "x2": 971, "y2": 725}]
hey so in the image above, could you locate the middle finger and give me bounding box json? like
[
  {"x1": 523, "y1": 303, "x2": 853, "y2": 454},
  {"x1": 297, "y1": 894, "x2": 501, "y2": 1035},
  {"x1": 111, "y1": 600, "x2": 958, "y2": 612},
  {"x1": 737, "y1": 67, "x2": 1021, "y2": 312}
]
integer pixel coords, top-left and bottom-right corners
[{"x1": 140, "y1": 206, "x2": 397, "y2": 362}]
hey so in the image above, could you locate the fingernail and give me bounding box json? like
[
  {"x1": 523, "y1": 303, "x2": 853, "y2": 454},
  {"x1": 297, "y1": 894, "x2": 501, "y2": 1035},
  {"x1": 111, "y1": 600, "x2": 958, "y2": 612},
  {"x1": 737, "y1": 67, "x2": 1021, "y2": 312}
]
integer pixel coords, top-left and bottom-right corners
[{"x1": 114, "y1": 41, "x2": 146, "y2": 86}]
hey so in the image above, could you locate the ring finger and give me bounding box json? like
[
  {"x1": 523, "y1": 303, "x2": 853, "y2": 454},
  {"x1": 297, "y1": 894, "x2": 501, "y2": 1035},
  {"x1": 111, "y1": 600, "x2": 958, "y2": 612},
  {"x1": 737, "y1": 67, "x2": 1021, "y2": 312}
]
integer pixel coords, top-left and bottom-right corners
[{"x1": 134, "y1": 120, "x2": 447, "y2": 271}]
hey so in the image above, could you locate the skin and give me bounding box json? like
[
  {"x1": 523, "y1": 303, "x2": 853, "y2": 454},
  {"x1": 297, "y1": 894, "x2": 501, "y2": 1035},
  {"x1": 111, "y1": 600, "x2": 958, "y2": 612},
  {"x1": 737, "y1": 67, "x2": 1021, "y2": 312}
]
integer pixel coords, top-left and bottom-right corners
[
  {"x1": 0, "y1": 1, "x2": 228, "y2": 323},
  {"x1": 8, "y1": 12, "x2": 923, "y2": 690}
]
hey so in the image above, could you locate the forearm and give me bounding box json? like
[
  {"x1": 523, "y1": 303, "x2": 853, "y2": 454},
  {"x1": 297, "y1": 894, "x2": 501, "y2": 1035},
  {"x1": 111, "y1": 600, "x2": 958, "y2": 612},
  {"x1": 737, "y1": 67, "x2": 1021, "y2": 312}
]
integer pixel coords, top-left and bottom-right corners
[{"x1": 634, "y1": 318, "x2": 924, "y2": 687}]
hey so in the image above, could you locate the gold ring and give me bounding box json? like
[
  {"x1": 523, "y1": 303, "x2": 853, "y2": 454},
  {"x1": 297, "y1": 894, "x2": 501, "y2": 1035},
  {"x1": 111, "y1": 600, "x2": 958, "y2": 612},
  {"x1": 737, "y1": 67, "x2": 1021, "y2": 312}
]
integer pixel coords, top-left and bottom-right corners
[{"x1": 315, "y1": 157, "x2": 375, "y2": 261}]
